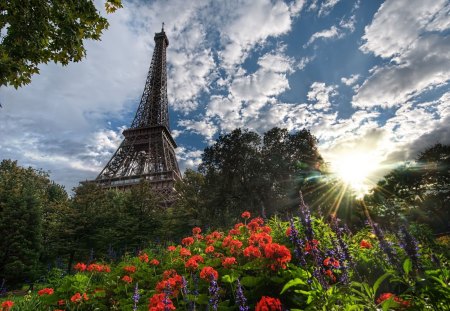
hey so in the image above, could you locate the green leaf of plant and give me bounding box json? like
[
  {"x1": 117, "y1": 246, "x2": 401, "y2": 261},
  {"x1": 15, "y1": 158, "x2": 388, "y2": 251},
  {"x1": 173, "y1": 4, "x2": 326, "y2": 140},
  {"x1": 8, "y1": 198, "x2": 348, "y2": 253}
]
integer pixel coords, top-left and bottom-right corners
[
  {"x1": 373, "y1": 272, "x2": 391, "y2": 296},
  {"x1": 403, "y1": 258, "x2": 412, "y2": 275},
  {"x1": 281, "y1": 278, "x2": 306, "y2": 294},
  {"x1": 240, "y1": 276, "x2": 264, "y2": 288},
  {"x1": 221, "y1": 274, "x2": 236, "y2": 284}
]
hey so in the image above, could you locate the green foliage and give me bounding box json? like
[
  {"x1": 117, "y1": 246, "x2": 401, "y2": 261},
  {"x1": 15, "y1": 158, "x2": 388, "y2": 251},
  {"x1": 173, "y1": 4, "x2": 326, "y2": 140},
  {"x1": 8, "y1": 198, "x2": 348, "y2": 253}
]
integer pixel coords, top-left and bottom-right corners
[
  {"x1": 0, "y1": 0, "x2": 122, "y2": 88},
  {"x1": 2, "y1": 210, "x2": 448, "y2": 310},
  {"x1": 0, "y1": 159, "x2": 59, "y2": 286},
  {"x1": 366, "y1": 143, "x2": 450, "y2": 233}
]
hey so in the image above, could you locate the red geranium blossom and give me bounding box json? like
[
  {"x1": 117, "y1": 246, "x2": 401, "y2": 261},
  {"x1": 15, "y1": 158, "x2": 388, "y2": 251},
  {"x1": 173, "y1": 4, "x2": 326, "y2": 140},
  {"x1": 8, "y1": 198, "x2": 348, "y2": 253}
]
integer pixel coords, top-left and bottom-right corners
[
  {"x1": 249, "y1": 232, "x2": 272, "y2": 247},
  {"x1": 360, "y1": 239, "x2": 372, "y2": 249},
  {"x1": 167, "y1": 245, "x2": 177, "y2": 252},
  {"x1": 304, "y1": 239, "x2": 319, "y2": 253},
  {"x1": 255, "y1": 296, "x2": 282, "y2": 311},
  {"x1": 182, "y1": 237, "x2": 195, "y2": 246},
  {"x1": 285, "y1": 227, "x2": 292, "y2": 237},
  {"x1": 323, "y1": 257, "x2": 340, "y2": 268},
  {"x1": 148, "y1": 293, "x2": 176, "y2": 311},
  {"x1": 243, "y1": 245, "x2": 262, "y2": 258},
  {"x1": 74, "y1": 262, "x2": 87, "y2": 271},
  {"x1": 185, "y1": 255, "x2": 204, "y2": 270},
  {"x1": 180, "y1": 248, "x2": 191, "y2": 257},
  {"x1": 38, "y1": 287, "x2": 54, "y2": 296},
  {"x1": 123, "y1": 265, "x2": 137, "y2": 273},
  {"x1": 121, "y1": 275, "x2": 133, "y2": 284},
  {"x1": 205, "y1": 245, "x2": 215, "y2": 253},
  {"x1": 1, "y1": 301, "x2": 14, "y2": 310},
  {"x1": 241, "y1": 211, "x2": 251, "y2": 219},
  {"x1": 150, "y1": 259, "x2": 160, "y2": 266},
  {"x1": 156, "y1": 272, "x2": 183, "y2": 297},
  {"x1": 192, "y1": 227, "x2": 202, "y2": 235},
  {"x1": 376, "y1": 293, "x2": 410, "y2": 307},
  {"x1": 139, "y1": 252, "x2": 149, "y2": 263},
  {"x1": 58, "y1": 299, "x2": 65, "y2": 306},
  {"x1": 324, "y1": 269, "x2": 336, "y2": 283},
  {"x1": 70, "y1": 292, "x2": 89, "y2": 303},
  {"x1": 264, "y1": 243, "x2": 292, "y2": 270},
  {"x1": 222, "y1": 257, "x2": 237, "y2": 268},
  {"x1": 200, "y1": 266, "x2": 219, "y2": 281},
  {"x1": 87, "y1": 263, "x2": 110, "y2": 272}
]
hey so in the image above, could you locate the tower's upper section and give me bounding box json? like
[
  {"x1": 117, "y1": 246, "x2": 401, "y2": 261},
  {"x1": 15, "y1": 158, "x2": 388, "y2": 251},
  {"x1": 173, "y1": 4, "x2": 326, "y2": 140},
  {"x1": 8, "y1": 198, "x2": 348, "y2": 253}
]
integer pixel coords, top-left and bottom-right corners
[{"x1": 130, "y1": 25, "x2": 170, "y2": 129}]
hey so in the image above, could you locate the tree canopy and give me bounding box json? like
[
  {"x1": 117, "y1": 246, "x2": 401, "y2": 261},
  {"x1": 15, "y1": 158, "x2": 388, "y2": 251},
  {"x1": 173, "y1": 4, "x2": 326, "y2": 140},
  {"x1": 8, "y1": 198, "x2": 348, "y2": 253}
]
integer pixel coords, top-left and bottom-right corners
[{"x1": 0, "y1": 0, "x2": 122, "y2": 88}]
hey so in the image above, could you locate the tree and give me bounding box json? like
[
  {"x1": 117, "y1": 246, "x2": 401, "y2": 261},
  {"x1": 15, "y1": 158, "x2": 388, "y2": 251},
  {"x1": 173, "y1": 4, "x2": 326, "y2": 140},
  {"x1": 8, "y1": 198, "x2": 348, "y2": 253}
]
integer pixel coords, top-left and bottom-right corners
[
  {"x1": 0, "y1": 160, "x2": 61, "y2": 287},
  {"x1": 367, "y1": 144, "x2": 450, "y2": 233},
  {"x1": 194, "y1": 127, "x2": 325, "y2": 228},
  {"x1": 0, "y1": 0, "x2": 122, "y2": 88}
]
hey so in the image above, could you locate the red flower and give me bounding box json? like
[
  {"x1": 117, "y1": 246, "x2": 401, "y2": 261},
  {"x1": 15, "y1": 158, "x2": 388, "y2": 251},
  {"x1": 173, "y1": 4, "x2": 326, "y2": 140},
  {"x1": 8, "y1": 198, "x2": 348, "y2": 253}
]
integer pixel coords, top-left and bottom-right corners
[
  {"x1": 38, "y1": 287, "x2": 54, "y2": 296},
  {"x1": 205, "y1": 245, "x2": 215, "y2": 253},
  {"x1": 243, "y1": 245, "x2": 262, "y2": 258},
  {"x1": 360, "y1": 239, "x2": 372, "y2": 249},
  {"x1": 148, "y1": 293, "x2": 176, "y2": 311},
  {"x1": 255, "y1": 296, "x2": 282, "y2": 311},
  {"x1": 323, "y1": 257, "x2": 340, "y2": 268},
  {"x1": 264, "y1": 243, "x2": 292, "y2": 270},
  {"x1": 304, "y1": 239, "x2": 319, "y2": 253},
  {"x1": 247, "y1": 217, "x2": 264, "y2": 232},
  {"x1": 222, "y1": 257, "x2": 237, "y2": 268},
  {"x1": 74, "y1": 262, "x2": 86, "y2": 271},
  {"x1": 58, "y1": 299, "x2": 65, "y2": 306},
  {"x1": 121, "y1": 275, "x2": 133, "y2": 284},
  {"x1": 185, "y1": 255, "x2": 204, "y2": 270},
  {"x1": 192, "y1": 227, "x2": 202, "y2": 235},
  {"x1": 376, "y1": 293, "x2": 410, "y2": 307},
  {"x1": 249, "y1": 232, "x2": 272, "y2": 247},
  {"x1": 70, "y1": 292, "x2": 88, "y2": 303},
  {"x1": 167, "y1": 245, "x2": 177, "y2": 252},
  {"x1": 285, "y1": 227, "x2": 292, "y2": 237},
  {"x1": 182, "y1": 237, "x2": 195, "y2": 246},
  {"x1": 241, "y1": 211, "x2": 251, "y2": 219},
  {"x1": 324, "y1": 269, "x2": 336, "y2": 282},
  {"x1": 123, "y1": 265, "x2": 137, "y2": 273},
  {"x1": 156, "y1": 272, "x2": 183, "y2": 297},
  {"x1": 200, "y1": 266, "x2": 219, "y2": 281},
  {"x1": 1, "y1": 301, "x2": 14, "y2": 310},
  {"x1": 180, "y1": 248, "x2": 191, "y2": 257},
  {"x1": 139, "y1": 252, "x2": 149, "y2": 263},
  {"x1": 87, "y1": 263, "x2": 110, "y2": 272},
  {"x1": 150, "y1": 259, "x2": 160, "y2": 266}
]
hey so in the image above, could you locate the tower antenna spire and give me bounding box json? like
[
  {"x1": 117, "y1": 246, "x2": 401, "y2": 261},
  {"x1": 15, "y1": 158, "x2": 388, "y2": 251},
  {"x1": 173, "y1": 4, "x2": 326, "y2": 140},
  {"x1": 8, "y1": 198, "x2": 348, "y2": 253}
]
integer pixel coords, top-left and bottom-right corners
[{"x1": 162, "y1": 22, "x2": 165, "y2": 31}]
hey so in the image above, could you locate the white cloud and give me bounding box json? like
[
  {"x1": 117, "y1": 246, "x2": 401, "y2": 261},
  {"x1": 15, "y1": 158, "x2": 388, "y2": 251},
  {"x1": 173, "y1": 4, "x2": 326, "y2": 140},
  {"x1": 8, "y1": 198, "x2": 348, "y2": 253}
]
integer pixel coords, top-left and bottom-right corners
[
  {"x1": 177, "y1": 118, "x2": 217, "y2": 141},
  {"x1": 297, "y1": 55, "x2": 315, "y2": 70},
  {"x1": 176, "y1": 146, "x2": 203, "y2": 171},
  {"x1": 318, "y1": 0, "x2": 341, "y2": 17},
  {"x1": 354, "y1": 34, "x2": 450, "y2": 108},
  {"x1": 360, "y1": 0, "x2": 447, "y2": 58},
  {"x1": 341, "y1": 74, "x2": 360, "y2": 86},
  {"x1": 305, "y1": 25, "x2": 341, "y2": 46},
  {"x1": 307, "y1": 82, "x2": 338, "y2": 111},
  {"x1": 354, "y1": 0, "x2": 450, "y2": 108}
]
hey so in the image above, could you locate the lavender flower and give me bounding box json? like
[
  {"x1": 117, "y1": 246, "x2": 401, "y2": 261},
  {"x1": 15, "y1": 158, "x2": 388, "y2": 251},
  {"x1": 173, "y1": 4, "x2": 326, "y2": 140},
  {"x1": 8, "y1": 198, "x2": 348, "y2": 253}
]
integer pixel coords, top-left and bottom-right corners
[
  {"x1": 163, "y1": 282, "x2": 172, "y2": 311},
  {"x1": 235, "y1": 279, "x2": 249, "y2": 311},
  {"x1": 372, "y1": 223, "x2": 398, "y2": 268},
  {"x1": 208, "y1": 276, "x2": 220, "y2": 310},
  {"x1": 132, "y1": 282, "x2": 139, "y2": 311},
  {"x1": 288, "y1": 218, "x2": 307, "y2": 266},
  {"x1": 299, "y1": 191, "x2": 314, "y2": 241},
  {"x1": 398, "y1": 225, "x2": 421, "y2": 271}
]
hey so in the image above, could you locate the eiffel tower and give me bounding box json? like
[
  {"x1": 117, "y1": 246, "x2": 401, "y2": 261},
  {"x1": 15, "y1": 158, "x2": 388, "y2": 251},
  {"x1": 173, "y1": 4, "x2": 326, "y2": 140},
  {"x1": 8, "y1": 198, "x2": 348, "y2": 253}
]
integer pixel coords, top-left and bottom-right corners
[{"x1": 90, "y1": 25, "x2": 181, "y2": 201}]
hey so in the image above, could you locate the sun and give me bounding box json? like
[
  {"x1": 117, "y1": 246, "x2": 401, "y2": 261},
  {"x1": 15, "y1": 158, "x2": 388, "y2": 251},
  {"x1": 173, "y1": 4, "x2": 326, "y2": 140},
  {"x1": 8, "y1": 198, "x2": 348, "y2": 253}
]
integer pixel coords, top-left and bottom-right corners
[{"x1": 330, "y1": 151, "x2": 379, "y2": 197}]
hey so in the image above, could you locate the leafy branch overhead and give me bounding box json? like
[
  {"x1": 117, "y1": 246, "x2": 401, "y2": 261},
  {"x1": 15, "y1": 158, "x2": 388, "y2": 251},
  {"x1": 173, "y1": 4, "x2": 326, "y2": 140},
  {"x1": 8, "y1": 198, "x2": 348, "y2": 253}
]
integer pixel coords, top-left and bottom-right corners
[{"x1": 0, "y1": 0, "x2": 123, "y2": 88}]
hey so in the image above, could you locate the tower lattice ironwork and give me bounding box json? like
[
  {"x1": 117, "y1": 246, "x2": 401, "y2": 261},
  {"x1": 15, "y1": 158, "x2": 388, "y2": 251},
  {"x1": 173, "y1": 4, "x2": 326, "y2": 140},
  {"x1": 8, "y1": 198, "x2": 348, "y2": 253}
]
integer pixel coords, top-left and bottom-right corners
[{"x1": 91, "y1": 26, "x2": 181, "y2": 200}]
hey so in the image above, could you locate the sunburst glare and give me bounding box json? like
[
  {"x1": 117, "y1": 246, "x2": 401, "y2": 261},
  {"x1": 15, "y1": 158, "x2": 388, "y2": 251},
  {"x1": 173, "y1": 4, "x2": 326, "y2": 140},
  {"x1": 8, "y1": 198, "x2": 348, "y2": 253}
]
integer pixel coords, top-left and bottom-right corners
[{"x1": 329, "y1": 151, "x2": 380, "y2": 198}]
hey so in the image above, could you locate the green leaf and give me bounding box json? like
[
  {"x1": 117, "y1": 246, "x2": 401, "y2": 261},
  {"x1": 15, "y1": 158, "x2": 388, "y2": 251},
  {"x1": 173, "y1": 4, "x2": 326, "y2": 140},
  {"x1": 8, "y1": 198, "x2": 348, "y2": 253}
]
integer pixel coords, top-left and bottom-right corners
[
  {"x1": 373, "y1": 272, "x2": 391, "y2": 296},
  {"x1": 221, "y1": 274, "x2": 236, "y2": 284},
  {"x1": 240, "y1": 276, "x2": 264, "y2": 288},
  {"x1": 281, "y1": 278, "x2": 306, "y2": 294},
  {"x1": 403, "y1": 258, "x2": 412, "y2": 275}
]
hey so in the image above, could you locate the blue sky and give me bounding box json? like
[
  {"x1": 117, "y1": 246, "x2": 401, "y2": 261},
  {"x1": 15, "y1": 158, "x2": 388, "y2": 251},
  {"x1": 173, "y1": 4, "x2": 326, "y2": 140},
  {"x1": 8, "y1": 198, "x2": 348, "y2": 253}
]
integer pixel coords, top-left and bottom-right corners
[{"x1": 0, "y1": 0, "x2": 449, "y2": 193}]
